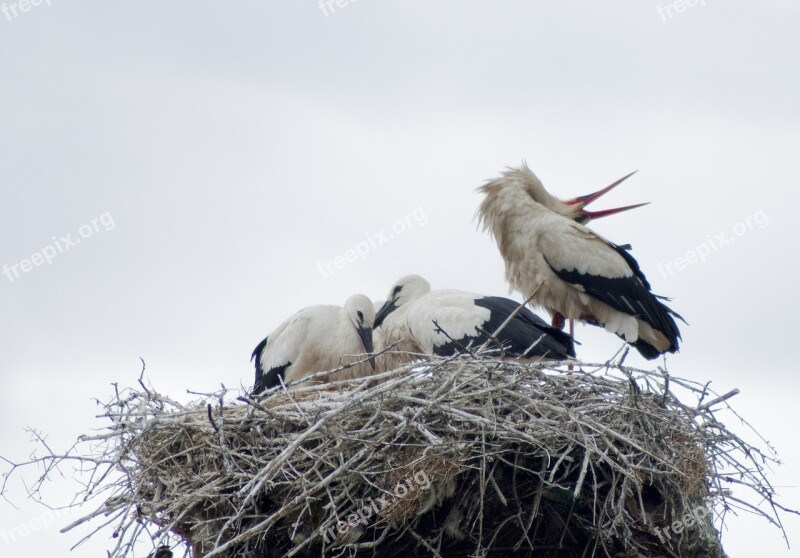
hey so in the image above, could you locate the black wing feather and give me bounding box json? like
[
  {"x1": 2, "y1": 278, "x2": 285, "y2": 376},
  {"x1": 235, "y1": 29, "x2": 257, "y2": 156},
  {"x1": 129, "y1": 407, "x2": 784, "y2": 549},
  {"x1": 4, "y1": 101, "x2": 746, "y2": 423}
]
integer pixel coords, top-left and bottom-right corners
[
  {"x1": 477, "y1": 296, "x2": 576, "y2": 359},
  {"x1": 431, "y1": 296, "x2": 575, "y2": 360},
  {"x1": 250, "y1": 337, "x2": 292, "y2": 395},
  {"x1": 545, "y1": 241, "x2": 683, "y2": 358}
]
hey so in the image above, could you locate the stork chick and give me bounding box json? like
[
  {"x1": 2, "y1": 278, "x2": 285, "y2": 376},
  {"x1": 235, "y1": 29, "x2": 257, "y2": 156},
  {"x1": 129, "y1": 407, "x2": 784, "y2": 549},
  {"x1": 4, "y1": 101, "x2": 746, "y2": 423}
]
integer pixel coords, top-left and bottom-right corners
[
  {"x1": 374, "y1": 274, "x2": 575, "y2": 370},
  {"x1": 251, "y1": 294, "x2": 376, "y2": 394}
]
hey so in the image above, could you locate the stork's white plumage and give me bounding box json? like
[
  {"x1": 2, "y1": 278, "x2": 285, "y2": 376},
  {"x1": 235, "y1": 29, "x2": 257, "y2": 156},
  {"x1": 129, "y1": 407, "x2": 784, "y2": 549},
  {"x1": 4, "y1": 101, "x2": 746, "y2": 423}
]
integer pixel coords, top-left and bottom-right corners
[
  {"x1": 374, "y1": 274, "x2": 575, "y2": 370},
  {"x1": 476, "y1": 164, "x2": 683, "y2": 360},
  {"x1": 251, "y1": 294, "x2": 376, "y2": 394}
]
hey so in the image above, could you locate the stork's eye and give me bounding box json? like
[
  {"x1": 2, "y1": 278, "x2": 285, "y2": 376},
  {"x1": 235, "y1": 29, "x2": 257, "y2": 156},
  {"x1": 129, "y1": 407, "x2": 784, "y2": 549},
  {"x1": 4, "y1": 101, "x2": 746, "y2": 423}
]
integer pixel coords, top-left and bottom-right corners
[
  {"x1": 392, "y1": 285, "x2": 402, "y2": 297},
  {"x1": 357, "y1": 310, "x2": 364, "y2": 322}
]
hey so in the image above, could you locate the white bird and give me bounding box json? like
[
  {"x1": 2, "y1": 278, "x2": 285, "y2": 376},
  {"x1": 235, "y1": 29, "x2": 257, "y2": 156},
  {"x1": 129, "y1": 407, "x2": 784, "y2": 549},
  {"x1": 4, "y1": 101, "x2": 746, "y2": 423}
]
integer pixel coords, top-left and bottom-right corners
[
  {"x1": 251, "y1": 294, "x2": 376, "y2": 394},
  {"x1": 374, "y1": 274, "x2": 575, "y2": 370},
  {"x1": 476, "y1": 163, "x2": 683, "y2": 360}
]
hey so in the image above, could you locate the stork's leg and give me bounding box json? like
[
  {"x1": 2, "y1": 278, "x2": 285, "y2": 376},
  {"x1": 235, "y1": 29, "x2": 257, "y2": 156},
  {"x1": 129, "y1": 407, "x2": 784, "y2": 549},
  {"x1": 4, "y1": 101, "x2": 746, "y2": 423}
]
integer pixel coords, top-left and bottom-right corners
[
  {"x1": 551, "y1": 312, "x2": 566, "y2": 330},
  {"x1": 567, "y1": 318, "x2": 575, "y2": 373}
]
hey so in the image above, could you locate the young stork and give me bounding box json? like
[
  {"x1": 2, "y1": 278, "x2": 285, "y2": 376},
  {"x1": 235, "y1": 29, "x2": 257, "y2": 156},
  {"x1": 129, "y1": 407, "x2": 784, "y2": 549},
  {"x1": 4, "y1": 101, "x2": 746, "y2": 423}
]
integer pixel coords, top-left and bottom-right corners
[
  {"x1": 374, "y1": 274, "x2": 575, "y2": 369},
  {"x1": 251, "y1": 294, "x2": 376, "y2": 394},
  {"x1": 476, "y1": 163, "x2": 683, "y2": 360}
]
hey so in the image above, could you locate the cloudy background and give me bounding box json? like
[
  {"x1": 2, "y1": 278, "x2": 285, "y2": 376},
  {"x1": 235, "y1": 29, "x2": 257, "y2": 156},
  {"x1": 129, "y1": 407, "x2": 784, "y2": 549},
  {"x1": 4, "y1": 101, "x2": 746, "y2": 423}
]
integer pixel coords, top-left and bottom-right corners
[{"x1": 1, "y1": 1, "x2": 798, "y2": 555}]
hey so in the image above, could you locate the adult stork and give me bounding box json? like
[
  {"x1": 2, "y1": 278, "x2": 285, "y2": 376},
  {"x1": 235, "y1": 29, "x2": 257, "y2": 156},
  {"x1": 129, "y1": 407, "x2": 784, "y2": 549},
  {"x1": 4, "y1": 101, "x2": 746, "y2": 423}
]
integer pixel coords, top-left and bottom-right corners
[
  {"x1": 251, "y1": 294, "x2": 376, "y2": 394},
  {"x1": 373, "y1": 274, "x2": 575, "y2": 369},
  {"x1": 476, "y1": 163, "x2": 683, "y2": 360}
]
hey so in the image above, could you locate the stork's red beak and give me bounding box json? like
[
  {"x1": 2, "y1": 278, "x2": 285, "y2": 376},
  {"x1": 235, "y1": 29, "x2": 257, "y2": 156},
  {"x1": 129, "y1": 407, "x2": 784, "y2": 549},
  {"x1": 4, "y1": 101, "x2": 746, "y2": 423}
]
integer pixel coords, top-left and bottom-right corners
[{"x1": 564, "y1": 171, "x2": 648, "y2": 223}]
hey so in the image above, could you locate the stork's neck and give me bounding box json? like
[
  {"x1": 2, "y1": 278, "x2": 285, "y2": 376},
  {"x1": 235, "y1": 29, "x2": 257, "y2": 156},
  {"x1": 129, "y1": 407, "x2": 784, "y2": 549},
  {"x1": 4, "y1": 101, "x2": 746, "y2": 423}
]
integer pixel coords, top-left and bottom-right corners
[{"x1": 333, "y1": 308, "x2": 368, "y2": 360}]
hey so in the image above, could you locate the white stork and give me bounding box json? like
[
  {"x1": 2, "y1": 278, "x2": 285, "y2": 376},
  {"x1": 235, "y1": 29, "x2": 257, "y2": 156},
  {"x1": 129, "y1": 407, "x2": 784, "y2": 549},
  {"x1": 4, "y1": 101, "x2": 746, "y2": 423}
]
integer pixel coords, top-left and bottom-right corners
[
  {"x1": 373, "y1": 274, "x2": 575, "y2": 369},
  {"x1": 476, "y1": 163, "x2": 683, "y2": 360},
  {"x1": 251, "y1": 294, "x2": 376, "y2": 394}
]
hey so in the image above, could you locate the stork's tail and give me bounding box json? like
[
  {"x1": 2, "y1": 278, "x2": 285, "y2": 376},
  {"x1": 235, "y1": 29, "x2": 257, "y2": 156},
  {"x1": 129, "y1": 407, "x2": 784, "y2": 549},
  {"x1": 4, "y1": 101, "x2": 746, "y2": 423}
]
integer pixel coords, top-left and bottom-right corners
[{"x1": 629, "y1": 303, "x2": 685, "y2": 360}]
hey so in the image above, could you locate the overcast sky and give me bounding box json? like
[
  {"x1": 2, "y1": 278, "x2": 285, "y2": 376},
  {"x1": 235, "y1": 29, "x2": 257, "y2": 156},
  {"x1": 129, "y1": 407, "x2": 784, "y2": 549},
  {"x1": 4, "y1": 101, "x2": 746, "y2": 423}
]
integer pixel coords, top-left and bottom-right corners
[{"x1": 1, "y1": 1, "x2": 798, "y2": 556}]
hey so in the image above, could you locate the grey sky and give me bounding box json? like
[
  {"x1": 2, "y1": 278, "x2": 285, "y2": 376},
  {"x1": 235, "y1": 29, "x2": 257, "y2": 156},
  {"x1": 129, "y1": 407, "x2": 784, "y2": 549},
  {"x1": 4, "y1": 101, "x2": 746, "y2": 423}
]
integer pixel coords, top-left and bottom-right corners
[{"x1": 1, "y1": 1, "x2": 798, "y2": 556}]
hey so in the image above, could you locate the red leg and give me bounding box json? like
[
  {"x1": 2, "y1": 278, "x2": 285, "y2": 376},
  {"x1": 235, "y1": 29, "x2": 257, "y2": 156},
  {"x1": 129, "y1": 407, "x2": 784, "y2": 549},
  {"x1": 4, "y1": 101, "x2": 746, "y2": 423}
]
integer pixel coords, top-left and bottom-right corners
[
  {"x1": 551, "y1": 312, "x2": 566, "y2": 330},
  {"x1": 567, "y1": 318, "x2": 575, "y2": 373}
]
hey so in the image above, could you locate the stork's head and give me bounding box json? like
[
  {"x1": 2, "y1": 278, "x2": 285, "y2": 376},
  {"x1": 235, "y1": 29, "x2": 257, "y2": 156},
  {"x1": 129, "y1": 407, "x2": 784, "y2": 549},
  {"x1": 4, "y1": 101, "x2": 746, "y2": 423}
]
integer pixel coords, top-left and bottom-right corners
[
  {"x1": 478, "y1": 163, "x2": 647, "y2": 225},
  {"x1": 556, "y1": 171, "x2": 647, "y2": 225},
  {"x1": 344, "y1": 294, "x2": 376, "y2": 369},
  {"x1": 374, "y1": 274, "x2": 432, "y2": 328}
]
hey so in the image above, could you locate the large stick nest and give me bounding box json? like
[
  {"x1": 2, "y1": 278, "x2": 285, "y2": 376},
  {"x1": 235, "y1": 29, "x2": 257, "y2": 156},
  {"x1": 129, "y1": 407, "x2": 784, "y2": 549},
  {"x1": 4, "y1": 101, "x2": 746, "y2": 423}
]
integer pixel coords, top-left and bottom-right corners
[{"x1": 4, "y1": 353, "x2": 793, "y2": 557}]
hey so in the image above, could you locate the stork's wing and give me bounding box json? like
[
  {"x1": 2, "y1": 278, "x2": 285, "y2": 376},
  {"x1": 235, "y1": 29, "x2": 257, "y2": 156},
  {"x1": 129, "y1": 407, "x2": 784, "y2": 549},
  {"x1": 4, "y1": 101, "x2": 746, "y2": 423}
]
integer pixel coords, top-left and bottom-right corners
[
  {"x1": 472, "y1": 296, "x2": 575, "y2": 359},
  {"x1": 540, "y1": 219, "x2": 682, "y2": 352},
  {"x1": 539, "y1": 219, "x2": 634, "y2": 280},
  {"x1": 251, "y1": 314, "x2": 310, "y2": 394},
  {"x1": 402, "y1": 293, "x2": 486, "y2": 355},
  {"x1": 404, "y1": 291, "x2": 574, "y2": 360}
]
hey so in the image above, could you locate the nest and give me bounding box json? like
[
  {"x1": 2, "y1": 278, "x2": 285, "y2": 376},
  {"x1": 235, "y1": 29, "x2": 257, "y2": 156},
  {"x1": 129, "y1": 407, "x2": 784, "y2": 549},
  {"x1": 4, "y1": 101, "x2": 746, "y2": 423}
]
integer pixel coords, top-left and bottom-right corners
[{"x1": 3, "y1": 352, "x2": 793, "y2": 557}]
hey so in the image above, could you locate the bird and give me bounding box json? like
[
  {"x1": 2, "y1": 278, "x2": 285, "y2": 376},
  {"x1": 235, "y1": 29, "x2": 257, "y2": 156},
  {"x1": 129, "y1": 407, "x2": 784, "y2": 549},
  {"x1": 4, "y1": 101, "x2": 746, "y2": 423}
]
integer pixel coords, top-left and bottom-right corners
[
  {"x1": 476, "y1": 163, "x2": 683, "y2": 360},
  {"x1": 251, "y1": 294, "x2": 377, "y2": 394},
  {"x1": 373, "y1": 274, "x2": 575, "y2": 370}
]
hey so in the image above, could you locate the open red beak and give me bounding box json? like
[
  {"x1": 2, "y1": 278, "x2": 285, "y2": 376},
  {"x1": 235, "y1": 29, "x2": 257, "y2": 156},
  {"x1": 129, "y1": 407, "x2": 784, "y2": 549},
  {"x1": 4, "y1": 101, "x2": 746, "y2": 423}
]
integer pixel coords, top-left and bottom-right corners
[{"x1": 564, "y1": 171, "x2": 649, "y2": 222}]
